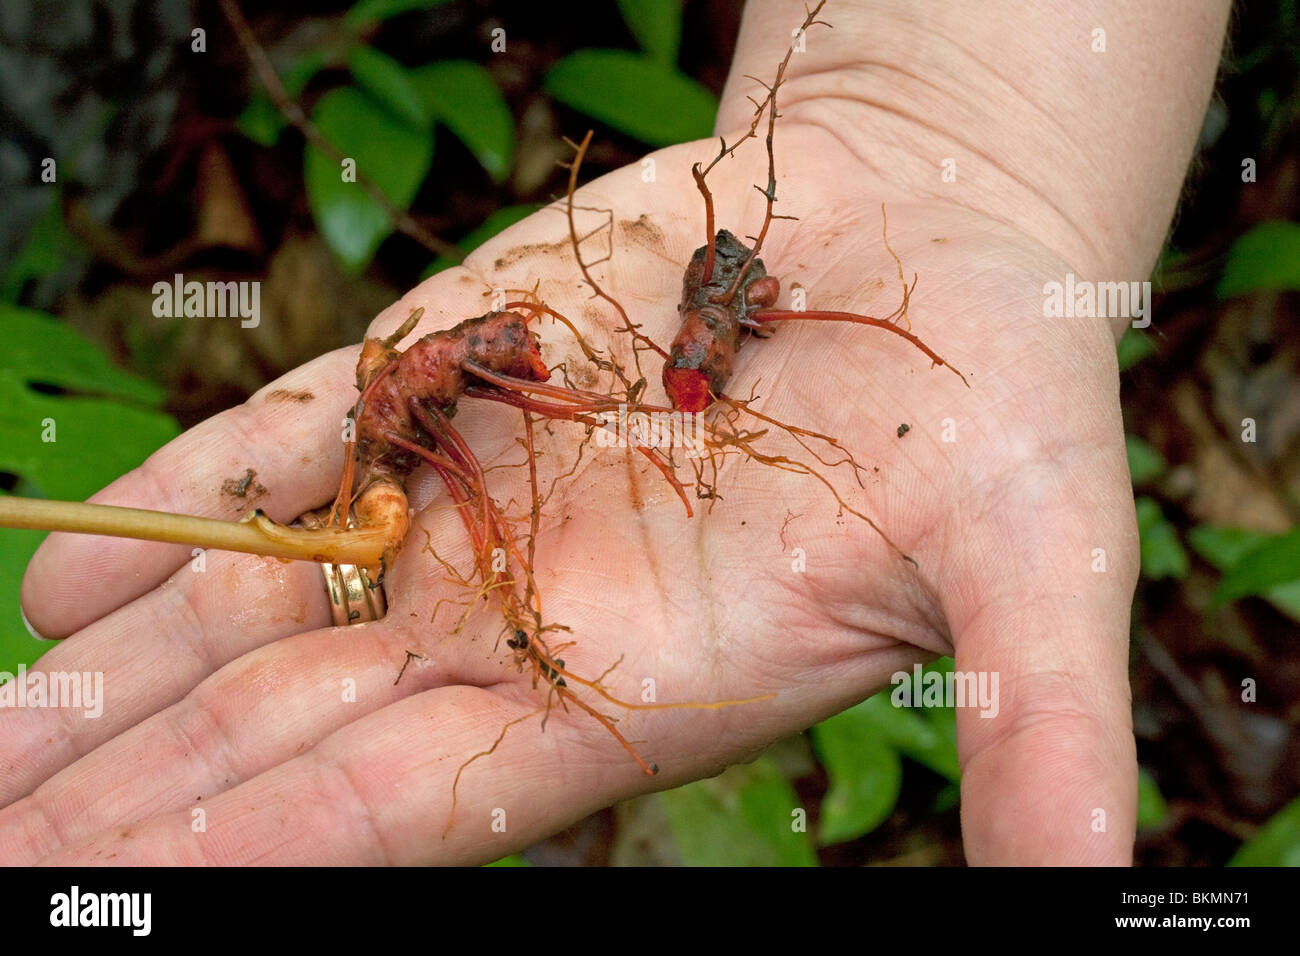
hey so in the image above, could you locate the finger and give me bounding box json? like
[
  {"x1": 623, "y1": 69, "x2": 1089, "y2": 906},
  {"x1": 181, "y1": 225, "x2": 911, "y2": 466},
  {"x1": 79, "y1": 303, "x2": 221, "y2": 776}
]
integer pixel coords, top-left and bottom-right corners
[
  {"x1": 34, "y1": 682, "x2": 640, "y2": 866},
  {"x1": 941, "y1": 412, "x2": 1139, "y2": 865},
  {"x1": 21, "y1": 348, "x2": 359, "y2": 638},
  {"x1": 0, "y1": 548, "x2": 332, "y2": 806},
  {"x1": 0, "y1": 611, "x2": 468, "y2": 865}
]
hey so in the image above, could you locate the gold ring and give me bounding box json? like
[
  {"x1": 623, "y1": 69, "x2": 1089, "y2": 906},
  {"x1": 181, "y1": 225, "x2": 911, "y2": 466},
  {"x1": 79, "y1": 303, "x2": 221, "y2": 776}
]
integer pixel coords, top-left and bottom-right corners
[
  {"x1": 322, "y1": 561, "x2": 387, "y2": 626},
  {"x1": 295, "y1": 506, "x2": 388, "y2": 626}
]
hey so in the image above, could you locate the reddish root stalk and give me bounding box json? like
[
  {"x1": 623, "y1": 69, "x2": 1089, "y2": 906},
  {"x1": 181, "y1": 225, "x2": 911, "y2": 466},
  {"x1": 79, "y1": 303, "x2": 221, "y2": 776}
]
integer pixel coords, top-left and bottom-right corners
[
  {"x1": 462, "y1": 384, "x2": 695, "y2": 518},
  {"x1": 461, "y1": 357, "x2": 626, "y2": 408},
  {"x1": 692, "y1": 163, "x2": 719, "y2": 284},
  {"x1": 330, "y1": 309, "x2": 424, "y2": 526},
  {"x1": 750, "y1": 308, "x2": 969, "y2": 387}
]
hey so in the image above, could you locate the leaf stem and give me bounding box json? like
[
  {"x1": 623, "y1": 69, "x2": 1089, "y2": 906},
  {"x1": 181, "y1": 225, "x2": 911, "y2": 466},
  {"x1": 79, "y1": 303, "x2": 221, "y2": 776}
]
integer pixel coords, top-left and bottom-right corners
[{"x1": 0, "y1": 496, "x2": 393, "y2": 567}]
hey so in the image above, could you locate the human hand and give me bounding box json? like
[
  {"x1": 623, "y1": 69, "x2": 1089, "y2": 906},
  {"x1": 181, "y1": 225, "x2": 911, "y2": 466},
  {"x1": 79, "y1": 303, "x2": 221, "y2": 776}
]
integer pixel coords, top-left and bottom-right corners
[{"x1": 2, "y1": 0, "x2": 1228, "y2": 865}]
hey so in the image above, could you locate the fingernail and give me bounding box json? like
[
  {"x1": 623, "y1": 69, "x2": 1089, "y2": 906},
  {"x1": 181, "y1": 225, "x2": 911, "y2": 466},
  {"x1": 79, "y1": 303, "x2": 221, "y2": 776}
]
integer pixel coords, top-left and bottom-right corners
[{"x1": 19, "y1": 604, "x2": 58, "y2": 642}]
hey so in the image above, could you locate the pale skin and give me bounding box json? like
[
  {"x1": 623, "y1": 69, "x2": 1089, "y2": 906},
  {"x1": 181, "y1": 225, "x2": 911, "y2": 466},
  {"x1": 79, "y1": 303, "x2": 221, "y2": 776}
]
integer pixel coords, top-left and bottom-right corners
[{"x1": 3, "y1": 0, "x2": 1229, "y2": 864}]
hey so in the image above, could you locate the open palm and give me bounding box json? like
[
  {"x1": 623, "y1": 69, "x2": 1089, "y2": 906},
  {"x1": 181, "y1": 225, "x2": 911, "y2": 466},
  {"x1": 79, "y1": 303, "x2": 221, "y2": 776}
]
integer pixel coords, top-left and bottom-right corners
[{"x1": 1, "y1": 119, "x2": 1138, "y2": 865}]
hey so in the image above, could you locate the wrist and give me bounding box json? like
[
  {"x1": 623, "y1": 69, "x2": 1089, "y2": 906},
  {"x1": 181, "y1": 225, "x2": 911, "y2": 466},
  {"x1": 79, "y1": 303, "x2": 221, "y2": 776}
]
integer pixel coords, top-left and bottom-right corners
[{"x1": 719, "y1": 0, "x2": 1228, "y2": 338}]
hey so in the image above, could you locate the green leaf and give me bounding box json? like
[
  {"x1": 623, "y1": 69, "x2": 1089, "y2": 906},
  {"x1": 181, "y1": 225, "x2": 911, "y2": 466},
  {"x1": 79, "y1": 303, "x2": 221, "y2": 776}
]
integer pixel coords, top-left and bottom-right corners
[
  {"x1": 871, "y1": 657, "x2": 963, "y2": 783},
  {"x1": 811, "y1": 710, "x2": 902, "y2": 845},
  {"x1": 918, "y1": 696, "x2": 960, "y2": 782},
  {"x1": 1117, "y1": 328, "x2": 1156, "y2": 371},
  {"x1": 925, "y1": 655, "x2": 955, "y2": 676},
  {"x1": 236, "y1": 94, "x2": 283, "y2": 148},
  {"x1": 545, "y1": 50, "x2": 717, "y2": 147},
  {"x1": 1136, "y1": 767, "x2": 1168, "y2": 829},
  {"x1": 854, "y1": 691, "x2": 961, "y2": 783},
  {"x1": 807, "y1": 690, "x2": 954, "y2": 845},
  {"x1": 344, "y1": 0, "x2": 452, "y2": 31},
  {"x1": 236, "y1": 51, "x2": 330, "y2": 147},
  {"x1": 658, "y1": 756, "x2": 817, "y2": 865},
  {"x1": 484, "y1": 854, "x2": 529, "y2": 866},
  {"x1": 410, "y1": 61, "x2": 514, "y2": 182},
  {"x1": 0, "y1": 307, "x2": 178, "y2": 673},
  {"x1": 305, "y1": 87, "x2": 434, "y2": 272},
  {"x1": 0, "y1": 303, "x2": 162, "y2": 406},
  {"x1": 1, "y1": 191, "x2": 79, "y2": 302},
  {"x1": 1216, "y1": 221, "x2": 1300, "y2": 299},
  {"x1": 1189, "y1": 525, "x2": 1300, "y2": 621},
  {"x1": 1188, "y1": 525, "x2": 1270, "y2": 570},
  {"x1": 348, "y1": 46, "x2": 430, "y2": 130},
  {"x1": 617, "y1": 0, "x2": 683, "y2": 66},
  {"x1": 425, "y1": 204, "x2": 535, "y2": 276},
  {"x1": 0, "y1": 386, "x2": 178, "y2": 502},
  {"x1": 1212, "y1": 527, "x2": 1300, "y2": 606},
  {"x1": 1125, "y1": 434, "x2": 1165, "y2": 485},
  {"x1": 0, "y1": 520, "x2": 50, "y2": 672},
  {"x1": 285, "y1": 52, "x2": 330, "y2": 96},
  {"x1": 0, "y1": 306, "x2": 178, "y2": 499},
  {"x1": 931, "y1": 781, "x2": 961, "y2": 814},
  {"x1": 1229, "y1": 795, "x2": 1300, "y2": 866},
  {"x1": 1135, "y1": 497, "x2": 1188, "y2": 580}
]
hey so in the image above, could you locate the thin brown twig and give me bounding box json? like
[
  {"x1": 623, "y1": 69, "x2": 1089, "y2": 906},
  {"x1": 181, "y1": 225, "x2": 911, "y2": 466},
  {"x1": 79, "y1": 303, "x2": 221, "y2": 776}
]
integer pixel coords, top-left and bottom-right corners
[{"x1": 217, "y1": 0, "x2": 461, "y2": 260}]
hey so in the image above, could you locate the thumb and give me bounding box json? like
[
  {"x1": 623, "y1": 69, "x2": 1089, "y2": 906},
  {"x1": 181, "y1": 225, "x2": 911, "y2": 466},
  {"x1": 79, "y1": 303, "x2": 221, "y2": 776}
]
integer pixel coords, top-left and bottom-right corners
[{"x1": 940, "y1": 447, "x2": 1140, "y2": 865}]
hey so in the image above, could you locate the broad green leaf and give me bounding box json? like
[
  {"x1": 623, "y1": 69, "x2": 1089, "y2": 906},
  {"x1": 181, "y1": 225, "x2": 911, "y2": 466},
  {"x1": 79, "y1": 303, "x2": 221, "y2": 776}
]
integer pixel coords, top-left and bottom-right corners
[
  {"x1": 811, "y1": 709, "x2": 902, "y2": 845},
  {"x1": 1, "y1": 192, "x2": 79, "y2": 302},
  {"x1": 0, "y1": 305, "x2": 177, "y2": 497},
  {"x1": 1125, "y1": 434, "x2": 1165, "y2": 485},
  {"x1": 545, "y1": 50, "x2": 716, "y2": 147},
  {"x1": 847, "y1": 691, "x2": 962, "y2": 784},
  {"x1": 1135, "y1": 497, "x2": 1188, "y2": 580},
  {"x1": 345, "y1": 0, "x2": 452, "y2": 31},
  {"x1": 926, "y1": 656, "x2": 956, "y2": 675},
  {"x1": 931, "y1": 781, "x2": 961, "y2": 814},
  {"x1": 236, "y1": 95, "x2": 283, "y2": 148},
  {"x1": 284, "y1": 51, "x2": 330, "y2": 96},
  {"x1": 348, "y1": 46, "x2": 430, "y2": 130},
  {"x1": 0, "y1": 304, "x2": 162, "y2": 406},
  {"x1": 425, "y1": 204, "x2": 535, "y2": 276},
  {"x1": 1212, "y1": 527, "x2": 1300, "y2": 606},
  {"x1": 305, "y1": 87, "x2": 434, "y2": 271},
  {"x1": 1189, "y1": 525, "x2": 1300, "y2": 621},
  {"x1": 1136, "y1": 768, "x2": 1168, "y2": 829},
  {"x1": 0, "y1": 308, "x2": 178, "y2": 673},
  {"x1": 1188, "y1": 525, "x2": 1271, "y2": 569},
  {"x1": 123, "y1": 315, "x2": 186, "y2": 384},
  {"x1": 1229, "y1": 795, "x2": 1300, "y2": 866},
  {"x1": 617, "y1": 0, "x2": 683, "y2": 66},
  {"x1": 236, "y1": 50, "x2": 330, "y2": 147},
  {"x1": 0, "y1": 385, "x2": 178, "y2": 501},
  {"x1": 658, "y1": 756, "x2": 817, "y2": 866},
  {"x1": 410, "y1": 61, "x2": 514, "y2": 182},
  {"x1": 1216, "y1": 221, "x2": 1300, "y2": 299},
  {"x1": 1117, "y1": 328, "x2": 1157, "y2": 371},
  {"x1": 919, "y1": 696, "x2": 960, "y2": 781},
  {"x1": 484, "y1": 854, "x2": 529, "y2": 866},
  {"x1": 811, "y1": 660, "x2": 964, "y2": 837},
  {"x1": 872, "y1": 657, "x2": 963, "y2": 783},
  {"x1": 0, "y1": 520, "x2": 48, "y2": 672}
]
